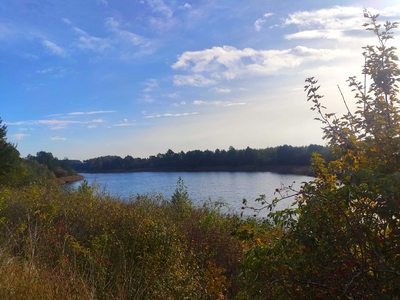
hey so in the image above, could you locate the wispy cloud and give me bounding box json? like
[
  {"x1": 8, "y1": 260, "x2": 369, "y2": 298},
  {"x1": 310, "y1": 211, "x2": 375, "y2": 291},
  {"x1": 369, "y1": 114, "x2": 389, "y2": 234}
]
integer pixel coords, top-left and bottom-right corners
[
  {"x1": 144, "y1": 112, "x2": 198, "y2": 118},
  {"x1": 13, "y1": 133, "x2": 30, "y2": 140},
  {"x1": 173, "y1": 45, "x2": 347, "y2": 81},
  {"x1": 173, "y1": 101, "x2": 186, "y2": 106},
  {"x1": 70, "y1": 18, "x2": 154, "y2": 57},
  {"x1": 51, "y1": 136, "x2": 66, "y2": 141},
  {"x1": 72, "y1": 26, "x2": 111, "y2": 52},
  {"x1": 143, "y1": 79, "x2": 159, "y2": 92},
  {"x1": 36, "y1": 67, "x2": 54, "y2": 74},
  {"x1": 173, "y1": 74, "x2": 216, "y2": 86},
  {"x1": 8, "y1": 116, "x2": 107, "y2": 130},
  {"x1": 87, "y1": 110, "x2": 115, "y2": 115},
  {"x1": 213, "y1": 87, "x2": 231, "y2": 93},
  {"x1": 114, "y1": 123, "x2": 135, "y2": 126},
  {"x1": 179, "y1": 3, "x2": 192, "y2": 10},
  {"x1": 254, "y1": 13, "x2": 274, "y2": 32},
  {"x1": 68, "y1": 110, "x2": 115, "y2": 115},
  {"x1": 38, "y1": 119, "x2": 82, "y2": 130},
  {"x1": 105, "y1": 17, "x2": 153, "y2": 48},
  {"x1": 91, "y1": 118, "x2": 105, "y2": 123},
  {"x1": 193, "y1": 100, "x2": 246, "y2": 107},
  {"x1": 42, "y1": 40, "x2": 67, "y2": 57},
  {"x1": 96, "y1": 0, "x2": 108, "y2": 6},
  {"x1": 62, "y1": 18, "x2": 71, "y2": 25},
  {"x1": 145, "y1": 0, "x2": 173, "y2": 18}
]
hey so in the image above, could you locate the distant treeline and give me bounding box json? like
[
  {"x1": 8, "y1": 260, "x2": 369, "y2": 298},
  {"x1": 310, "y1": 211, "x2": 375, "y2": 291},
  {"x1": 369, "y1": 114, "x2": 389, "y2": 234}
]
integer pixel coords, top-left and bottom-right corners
[{"x1": 70, "y1": 144, "x2": 332, "y2": 174}]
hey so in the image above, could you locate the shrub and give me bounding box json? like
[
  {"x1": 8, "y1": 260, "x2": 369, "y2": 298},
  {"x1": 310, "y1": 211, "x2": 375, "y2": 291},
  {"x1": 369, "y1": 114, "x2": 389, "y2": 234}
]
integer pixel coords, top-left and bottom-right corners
[{"x1": 241, "y1": 12, "x2": 400, "y2": 299}]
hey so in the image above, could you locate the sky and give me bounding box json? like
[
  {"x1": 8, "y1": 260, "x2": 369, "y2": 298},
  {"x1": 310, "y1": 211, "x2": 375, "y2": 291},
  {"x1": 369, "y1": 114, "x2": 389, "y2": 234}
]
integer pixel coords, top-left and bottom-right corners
[{"x1": 1, "y1": 0, "x2": 400, "y2": 160}]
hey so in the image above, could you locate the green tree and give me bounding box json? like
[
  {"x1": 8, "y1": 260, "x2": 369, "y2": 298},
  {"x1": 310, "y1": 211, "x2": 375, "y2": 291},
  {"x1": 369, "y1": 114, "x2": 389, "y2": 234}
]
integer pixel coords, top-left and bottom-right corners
[
  {"x1": 242, "y1": 12, "x2": 400, "y2": 299},
  {"x1": 0, "y1": 119, "x2": 21, "y2": 185}
]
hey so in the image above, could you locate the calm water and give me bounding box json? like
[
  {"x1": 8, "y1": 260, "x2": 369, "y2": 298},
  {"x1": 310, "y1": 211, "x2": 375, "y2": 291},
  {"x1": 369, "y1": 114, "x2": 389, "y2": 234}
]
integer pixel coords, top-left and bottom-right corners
[{"x1": 70, "y1": 172, "x2": 314, "y2": 217}]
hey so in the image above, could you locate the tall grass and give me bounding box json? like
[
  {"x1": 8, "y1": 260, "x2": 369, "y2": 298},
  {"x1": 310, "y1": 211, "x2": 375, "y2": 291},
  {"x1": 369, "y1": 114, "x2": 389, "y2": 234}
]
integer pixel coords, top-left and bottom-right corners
[{"x1": 0, "y1": 181, "x2": 275, "y2": 299}]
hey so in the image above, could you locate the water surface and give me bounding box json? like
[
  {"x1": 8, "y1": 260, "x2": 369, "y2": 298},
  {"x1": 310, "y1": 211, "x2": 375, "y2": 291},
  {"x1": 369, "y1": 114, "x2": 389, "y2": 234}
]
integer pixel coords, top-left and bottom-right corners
[{"x1": 70, "y1": 172, "x2": 314, "y2": 217}]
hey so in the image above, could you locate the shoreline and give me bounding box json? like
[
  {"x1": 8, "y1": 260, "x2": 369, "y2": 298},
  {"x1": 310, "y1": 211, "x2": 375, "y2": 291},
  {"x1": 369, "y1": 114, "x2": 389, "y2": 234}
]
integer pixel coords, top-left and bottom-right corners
[{"x1": 76, "y1": 165, "x2": 314, "y2": 177}]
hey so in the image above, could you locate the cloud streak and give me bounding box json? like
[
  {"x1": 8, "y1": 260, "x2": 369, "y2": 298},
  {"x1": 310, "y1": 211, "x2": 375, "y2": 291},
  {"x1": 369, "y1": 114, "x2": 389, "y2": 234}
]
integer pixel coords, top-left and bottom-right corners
[
  {"x1": 42, "y1": 40, "x2": 67, "y2": 57},
  {"x1": 144, "y1": 112, "x2": 198, "y2": 118},
  {"x1": 254, "y1": 13, "x2": 274, "y2": 32},
  {"x1": 193, "y1": 100, "x2": 246, "y2": 107}
]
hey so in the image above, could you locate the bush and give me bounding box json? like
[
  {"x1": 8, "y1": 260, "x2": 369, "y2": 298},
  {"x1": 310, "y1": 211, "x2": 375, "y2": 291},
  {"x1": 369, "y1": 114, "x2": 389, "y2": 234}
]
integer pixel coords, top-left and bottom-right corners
[{"x1": 241, "y1": 12, "x2": 400, "y2": 299}]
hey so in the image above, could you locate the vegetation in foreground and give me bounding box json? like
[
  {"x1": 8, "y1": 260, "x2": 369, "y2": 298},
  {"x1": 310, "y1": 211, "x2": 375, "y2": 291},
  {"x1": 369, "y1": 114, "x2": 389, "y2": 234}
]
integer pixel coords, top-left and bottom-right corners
[
  {"x1": 0, "y1": 179, "x2": 271, "y2": 299},
  {"x1": 0, "y1": 11, "x2": 399, "y2": 299}
]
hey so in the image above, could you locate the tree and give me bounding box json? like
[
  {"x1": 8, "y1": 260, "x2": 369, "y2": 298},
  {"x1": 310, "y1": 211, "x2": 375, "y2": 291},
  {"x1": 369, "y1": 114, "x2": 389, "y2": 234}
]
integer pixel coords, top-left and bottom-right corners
[
  {"x1": 0, "y1": 118, "x2": 21, "y2": 185},
  {"x1": 242, "y1": 12, "x2": 400, "y2": 299}
]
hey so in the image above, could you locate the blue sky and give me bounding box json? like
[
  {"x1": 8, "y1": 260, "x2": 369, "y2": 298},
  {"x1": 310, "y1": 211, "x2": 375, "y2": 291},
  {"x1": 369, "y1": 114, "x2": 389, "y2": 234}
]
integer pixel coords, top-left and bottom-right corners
[{"x1": 2, "y1": 0, "x2": 399, "y2": 160}]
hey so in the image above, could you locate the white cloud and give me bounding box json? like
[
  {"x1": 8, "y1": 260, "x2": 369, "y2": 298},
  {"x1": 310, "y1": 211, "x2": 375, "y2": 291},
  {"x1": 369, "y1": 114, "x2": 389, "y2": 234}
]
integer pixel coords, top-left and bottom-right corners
[
  {"x1": 179, "y1": 3, "x2": 192, "y2": 10},
  {"x1": 13, "y1": 133, "x2": 29, "y2": 140},
  {"x1": 42, "y1": 40, "x2": 67, "y2": 57},
  {"x1": 281, "y1": 6, "x2": 400, "y2": 40},
  {"x1": 87, "y1": 110, "x2": 116, "y2": 115},
  {"x1": 73, "y1": 27, "x2": 111, "y2": 52},
  {"x1": 166, "y1": 92, "x2": 180, "y2": 98},
  {"x1": 173, "y1": 45, "x2": 347, "y2": 81},
  {"x1": 213, "y1": 87, "x2": 231, "y2": 93},
  {"x1": 144, "y1": 79, "x2": 159, "y2": 92},
  {"x1": 139, "y1": 95, "x2": 155, "y2": 103},
  {"x1": 91, "y1": 118, "x2": 105, "y2": 123},
  {"x1": 51, "y1": 136, "x2": 66, "y2": 141},
  {"x1": 38, "y1": 119, "x2": 82, "y2": 130},
  {"x1": 254, "y1": 13, "x2": 274, "y2": 32},
  {"x1": 173, "y1": 74, "x2": 216, "y2": 86},
  {"x1": 172, "y1": 101, "x2": 186, "y2": 107},
  {"x1": 88, "y1": 125, "x2": 97, "y2": 129},
  {"x1": 36, "y1": 67, "x2": 54, "y2": 74},
  {"x1": 69, "y1": 111, "x2": 85, "y2": 115},
  {"x1": 114, "y1": 123, "x2": 135, "y2": 126},
  {"x1": 193, "y1": 100, "x2": 246, "y2": 107},
  {"x1": 146, "y1": 0, "x2": 173, "y2": 18},
  {"x1": 105, "y1": 18, "x2": 152, "y2": 48},
  {"x1": 144, "y1": 112, "x2": 198, "y2": 118},
  {"x1": 62, "y1": 18, "x2": 71, "y2": 25},
  {"x1": 96, "y1": 0, "x2": 108, "y2": 6}
]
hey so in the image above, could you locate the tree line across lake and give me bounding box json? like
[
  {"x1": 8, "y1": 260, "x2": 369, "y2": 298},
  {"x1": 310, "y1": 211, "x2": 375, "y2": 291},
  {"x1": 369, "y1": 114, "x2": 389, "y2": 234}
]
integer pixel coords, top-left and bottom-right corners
[{"x1": 69, "y1": 144, "x2": 332, "y2": 173}]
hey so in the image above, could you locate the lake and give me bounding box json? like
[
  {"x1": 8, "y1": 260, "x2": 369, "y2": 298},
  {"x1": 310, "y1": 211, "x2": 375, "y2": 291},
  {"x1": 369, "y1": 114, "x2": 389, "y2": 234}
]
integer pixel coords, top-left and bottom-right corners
[{"x1": 69, "y1": 172, "x2": 314, "y2": 217}]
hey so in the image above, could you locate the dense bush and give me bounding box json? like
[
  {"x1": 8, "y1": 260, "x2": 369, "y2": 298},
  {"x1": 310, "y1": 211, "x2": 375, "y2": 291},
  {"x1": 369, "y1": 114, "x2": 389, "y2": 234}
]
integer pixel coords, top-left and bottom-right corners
[
  {"x1": 241, "y1": 12, "x2": 400, "y2": 299},
  {"x1": 0, "y1": 180, "x2": 276, "y2": 299}
]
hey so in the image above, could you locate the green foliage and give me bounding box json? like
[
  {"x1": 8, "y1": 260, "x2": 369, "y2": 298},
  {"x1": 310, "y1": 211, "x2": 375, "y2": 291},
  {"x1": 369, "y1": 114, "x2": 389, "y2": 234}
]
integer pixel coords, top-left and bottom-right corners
[
  {"x1": 170, "y1": 177, "x2": 192, "y2": 217},
  {"x1": 0, "y1": 119, "x2": 21, "y2": 186},
  {"x1": 77, "y1": 144, "x2": 332, "y2": 174},
  {"x1": 27, "y1": 151, "x2": 77, "y2": 178},
  {"x1": 241, "y1": 12, "x2": 400, "y2": 299}
]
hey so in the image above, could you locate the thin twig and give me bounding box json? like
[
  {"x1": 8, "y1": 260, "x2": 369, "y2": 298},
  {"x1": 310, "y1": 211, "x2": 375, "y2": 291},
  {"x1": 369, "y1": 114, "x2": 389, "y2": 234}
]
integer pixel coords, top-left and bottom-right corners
[{"x1": 337, "y1": 85, "x2": 354, "y2": 119}]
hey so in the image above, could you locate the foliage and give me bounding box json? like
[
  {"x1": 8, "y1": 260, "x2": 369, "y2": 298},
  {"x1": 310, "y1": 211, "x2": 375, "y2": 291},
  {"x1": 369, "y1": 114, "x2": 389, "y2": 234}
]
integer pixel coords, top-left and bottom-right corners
[
  {"x1": 241, "y1": 12, "x2": 400, "y2": 299},
  {"x1": 26, "y1": 151, "x2": 77, "y2": 178},
  {"x1": 73, "y1": 144, "x2": 332, "y2": 174},
  {"x1": 0, "y1": 119, "x2": 21, "y2": 185},
  {"x1": 0, "y1": 178, "x2": 273, "y2": 299}
]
